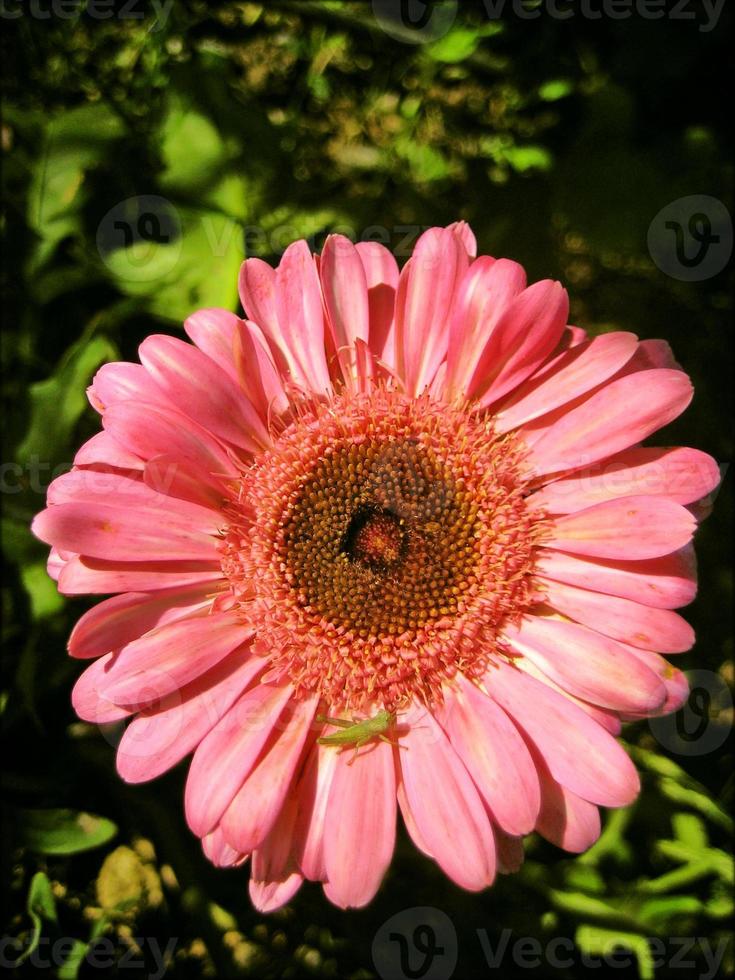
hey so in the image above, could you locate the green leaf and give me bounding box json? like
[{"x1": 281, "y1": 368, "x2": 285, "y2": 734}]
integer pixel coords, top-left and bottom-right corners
[
  {"x1": 638, "y1": 895, "x2": 703, "y2": 924},
  {"x1": 548, "y1": 889, "x2": 639, "y2": 930},
  {"x1": 15, "y1": 872, "x2": 57, "y2": 966},
  {"x1": 394, "y1": 138, "x2": 451, "y2": 182},
  {"x1": 57, "y1": 939, "x2": 93, "y2": 980},
  {"x1": 427, "y1": 28, "x2": 481, "y2": 63},
  {"x1": 503, "y1": 145, "x2": 553, "y2": 173},
  {"x1": 26, "y1": 104, "x2": 125, "y2": 276},
  {"x1": 656, "y1": 840, "x2": 734, "y2": 882},
  {"x1": 672, "y1": 812, "x2": 708, "y2": 849},
  {"x1": 20, "y1": 561, "x2": 65, "y2": 620},
  {"x1": 17, "y1": 808, "x2": 118, "y2": 855},
  {"x1": 257, "y1": 206, "x2": 349, "y2": 255},
  {"x1": 426, "y1": 21, "x2": 503, "y2": 63},
  {"x1": 16, "y1": 332, "x2": 118, "y2": 463},
  {"x1": 658, "y1": 778, "x2": 733, "y2": 833},
  {"x1": 539, "y1": 79, "x2": 573, "y2": 101},
  {"x1": 575, "y1": 926, "x2": 655, "y2": 980},
  {"x1": 102, "y1": 208, "x2": 242, "y2": 321},
  {"x1": 159, "y1": 96, "x2": 233, "y2": 195}
]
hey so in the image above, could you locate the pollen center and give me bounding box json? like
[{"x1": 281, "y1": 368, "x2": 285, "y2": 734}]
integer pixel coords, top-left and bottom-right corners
[
  {"x1": 345, "y1": 508, "x2": 404, "y2": 569},
  {"x1": 221, "y1": 389, "x2": 545, "y2": 712}
]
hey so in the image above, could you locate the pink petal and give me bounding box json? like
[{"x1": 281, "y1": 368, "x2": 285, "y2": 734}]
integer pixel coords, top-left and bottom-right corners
[
  {"x1": 185, "y1": 682, "x2": 294, "y2": 837},
  {"x1": 355, "y1": 241, "x2": 399, "y2": 364},
  {"x1": 89, "y1": 362, "x2": 170, "y2": 413},
  {"x1": 320, "y1": 235, "x2": 370, "y2": 387},
  {"x1": 535, "y1": 546, "x2": 697, "y2": 610},
  {"x1": 618, "y1": 338, "x2": 681, "y2": 373},
  {"x1": 100, "y1": 610, "x2": 252, "y2": 706},
  {"x1": 547, "y1": 496, "x2": 697, "y2": 559},
  {"x1": 233, "y1": 319, "x2": 289, "y2": 420},
  {"x1": 515, "y1": 657, "x2": 622, "y2": 736},
  {"x1": 47, "y1": 547, "x2": 67, "y2": 582},
  {"x1": 32, "y1": 502, "x2": 220, "y2": 563},
  {"x1": 139, "y1": 335, "x2": 269, "y2": 452},
  {"x1": 71, "y1": 654, "x2": 133, "y2": 723},
  {"x1": 103, "y1": 402, "x2": 236, "y2": 483},
  {"x1": 534, "y1": 756, "x2": 601, "y2": 853},
  {"x1": 202, "y1": 826, "x2": 247, "y2": 868},
  {"x1": 505, "y1": 615, "x2": 666, "y2": 713},
  {"x1": 526, "y1": 369, "x2": 693, "y2": 477},
  {"x1": 68, "y1": 583, "x2": 218, "y2": 658},
  {"x1": 470, "y1": 279, "x2": 569, "y2": 408},
  {"x1": 46, "y1": 468, "x2": 153, "y2": 506},
  {"x1": 74, "y1": 431, "x2": 143, "y2": 470},
  {"x1": 396, "y1": 226, "x2": 470, "y2": 396},
  {"x1": 293, "y1": 742, "x2": 340, "y2": 882},
  {"x1": 397, "y1": 703, "x2": 496, "y2": 891},
  {"x1": 435, "y1": 675, "x2": 540, "y2": 835},
  {"x1": 50, "y1": 463, "x2": 225, "y2": 520},
  {"x1": 220, "y1": 695, "x2": 318, "y2": 854},
  {"x1": 445, "y1": 257, "x2": 527, "y2": 397},
  {"x1": 238, "y1": 257, "x2": 287, "y2": 361},
  {"x1": 616, "y1": 647, "x2": 690, "y2": 718},
  {"x1": 116, "y1": 654, "x2": 263, "y2": 783},
  {"x1": 183, "y1": 308, "x2": 241, "y2": 382},
  {"x1": 495, "y1": 332, "x2": 638, "y2": 433},
  {"x1": 58, "y1": 556, "x2": 222, "y2": 595},
  {"x1": 486, "y1": 660, "x2": 640, "y2": 807},
  {"x1": 447, "y1": 219, "x2": 477, "y2": 258},
  {"x1": 273, "y1": 241, "x2": 332, "y2": 395},
  {"x1": 251, "y1": 872, "x2": 303, "y2": 913},
  {"x1": 250, "y1": 795, "x2": 304, "y2": 912},
  {"x1": 531, "y1": 447, "x2": 721, "y2": 512},
  {"x1": 143, "y1": 455, "x2": 226, "y2": 510},
  {"x1": 395, "y1": 778, "x2": 435, "y2": 859},
  {"x1": 540, "y1": 579, "x2": 695, "y2": 653},
  {"x1": 321, "y1": 739, "x2": 397, "y2": 909}
]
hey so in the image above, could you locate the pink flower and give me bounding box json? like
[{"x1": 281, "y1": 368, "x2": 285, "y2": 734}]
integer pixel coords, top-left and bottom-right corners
[{"x1": 33, "y1": 223, "x2": 718, "y2": 911}]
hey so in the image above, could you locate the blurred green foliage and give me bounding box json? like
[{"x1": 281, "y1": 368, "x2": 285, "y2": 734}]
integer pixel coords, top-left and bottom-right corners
[{"x1": 1, "y1": 2, "x2": 732, "y2": 977}]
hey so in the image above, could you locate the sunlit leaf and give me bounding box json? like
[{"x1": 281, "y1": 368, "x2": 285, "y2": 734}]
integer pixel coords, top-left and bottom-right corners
[
  {"x1": 539, "y1": 79, "x2": 573, "y2": 101},
  {"x1": 159, "y1": 95, "x2": 233, "y2": 194},
  {"x1": 101, "y1": 208, "x2": 242, "y2": 320},
  {"x1": 17, "y1": 808, "x2": 118, "y2": 855},
  {"x1": 575, "y1": 926, "x2": 655, "y2": 980},
  {"x1": 16, "y1": 332, "x2": 117, "y2": 463},
  {"x1": 20, "y1": 561, "x2": 65, "y2": 620},
  {"x1": 14, "y1": 872, "x2": 57, "y2": 966}
]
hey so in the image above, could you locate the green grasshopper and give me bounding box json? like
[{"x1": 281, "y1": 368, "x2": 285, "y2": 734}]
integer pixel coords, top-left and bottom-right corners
[{"x1": 316, "y1": 709, "x2": 400, "y2": 764}]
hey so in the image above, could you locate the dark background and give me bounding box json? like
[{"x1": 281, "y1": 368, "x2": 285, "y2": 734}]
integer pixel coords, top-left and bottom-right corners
[{"x1": 1, "y1": 2, "x2": 732, "y2": 977}]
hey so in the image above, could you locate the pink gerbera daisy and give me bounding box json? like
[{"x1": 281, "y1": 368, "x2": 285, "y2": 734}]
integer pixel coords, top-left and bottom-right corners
[{"x1": 32, "y1": 222, "x2": 719, "y2": 911}]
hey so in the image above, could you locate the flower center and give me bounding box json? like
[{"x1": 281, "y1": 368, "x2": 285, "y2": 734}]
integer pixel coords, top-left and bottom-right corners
[
  {"x1": 278, "y1": 437, "x2": 481, "y2": 638},
  {"x1": 221, "y1": 389, "x2": 544, "y2": 712},
  {"x1": 346, "y1": 508, "x2": 404, "y2": 569}
]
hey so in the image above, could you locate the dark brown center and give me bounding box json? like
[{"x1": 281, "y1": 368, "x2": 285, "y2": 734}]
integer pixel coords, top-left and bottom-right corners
[{"x1": 345, "y1": 507, "x2": 405, "y2": 569}]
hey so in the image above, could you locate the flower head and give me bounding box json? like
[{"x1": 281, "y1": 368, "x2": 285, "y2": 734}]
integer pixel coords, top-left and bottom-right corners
[{"x1": 33, "y1": 223, "x2": 718, "y2": 911}]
